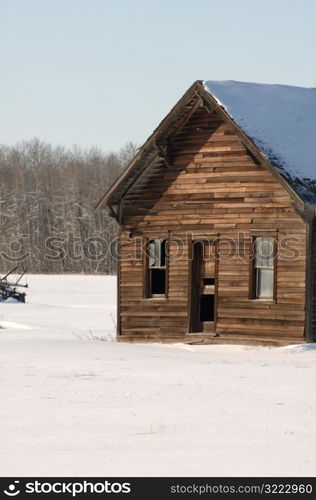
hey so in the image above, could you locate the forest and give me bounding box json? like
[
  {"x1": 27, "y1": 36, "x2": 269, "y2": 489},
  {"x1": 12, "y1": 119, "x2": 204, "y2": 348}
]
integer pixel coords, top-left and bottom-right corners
[{"x1": 0, "y1": 139, "x2": 137, "y2": 274}]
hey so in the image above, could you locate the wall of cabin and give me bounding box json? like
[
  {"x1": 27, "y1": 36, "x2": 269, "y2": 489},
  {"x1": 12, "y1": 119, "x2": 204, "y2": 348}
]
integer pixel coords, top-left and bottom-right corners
[{"x1": 118, "y1": 105, "x2": 307, "y2": 344}]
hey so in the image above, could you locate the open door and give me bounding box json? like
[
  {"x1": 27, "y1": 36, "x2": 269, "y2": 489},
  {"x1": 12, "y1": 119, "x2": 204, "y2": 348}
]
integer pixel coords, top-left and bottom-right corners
[{"x1": 189, "y1": 240, "x2": 216, "y2": 333}]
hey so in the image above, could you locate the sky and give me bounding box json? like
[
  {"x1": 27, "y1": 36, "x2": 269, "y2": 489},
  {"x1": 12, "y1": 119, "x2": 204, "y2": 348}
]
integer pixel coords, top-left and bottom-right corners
[{"x1": 1, "y1": 0, "x2": 316, "y2": 152}]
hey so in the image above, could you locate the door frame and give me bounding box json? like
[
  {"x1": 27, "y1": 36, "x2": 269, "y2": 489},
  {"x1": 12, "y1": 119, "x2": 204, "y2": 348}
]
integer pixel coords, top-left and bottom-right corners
[{"x1": 187, "y1": 236, "x2": 219, "y2": 334}]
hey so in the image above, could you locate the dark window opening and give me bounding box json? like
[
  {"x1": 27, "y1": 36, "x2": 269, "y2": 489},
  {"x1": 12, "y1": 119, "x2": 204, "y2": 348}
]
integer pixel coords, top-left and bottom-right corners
[
  {"x1": 200, "y1": 295, "x2": 214, "y2": 322},
  {"x1": 147, "y1": 238, "x2": 167, "y2": 297},
  {"x1": 204, "y1": 278, "x2": 214, "y2": 285},
  {"x1": 149, "y1": 268, "x2": 165, "y2": 295},
  {"x1": 160, "y1": 239, "x2": 166, "y2": 267}
]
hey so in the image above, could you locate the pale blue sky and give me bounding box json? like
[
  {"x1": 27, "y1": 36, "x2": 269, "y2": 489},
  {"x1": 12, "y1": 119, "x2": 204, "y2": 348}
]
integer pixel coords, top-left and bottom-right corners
[{"x1": 1, "y1": 0, "x2": 316, "y2": 151}]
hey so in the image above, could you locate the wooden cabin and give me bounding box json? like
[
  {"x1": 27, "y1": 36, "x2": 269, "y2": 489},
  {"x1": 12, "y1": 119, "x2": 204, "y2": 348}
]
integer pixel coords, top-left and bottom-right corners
[{"x1": 96, "y1": 80, "x2": 316, "y2": 346}]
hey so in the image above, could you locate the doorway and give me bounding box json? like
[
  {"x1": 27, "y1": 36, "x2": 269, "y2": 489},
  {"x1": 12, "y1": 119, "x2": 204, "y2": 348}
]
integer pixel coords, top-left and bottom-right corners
[{"x1": 189, "y1": 240, "x2": 217, "y2": 333}]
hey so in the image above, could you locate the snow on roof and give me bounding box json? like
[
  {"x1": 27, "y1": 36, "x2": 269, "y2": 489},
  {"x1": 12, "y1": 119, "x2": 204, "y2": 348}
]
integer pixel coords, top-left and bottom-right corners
[{"x1": 203, "y1": 80, "x2": 316, "y2": 200}]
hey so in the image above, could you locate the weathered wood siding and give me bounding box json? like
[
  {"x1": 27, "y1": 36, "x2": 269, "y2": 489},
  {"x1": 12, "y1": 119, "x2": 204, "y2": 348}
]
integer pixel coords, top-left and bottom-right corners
[{"x1": 118, "y1": 105, "x2": 306, "y2": 343}]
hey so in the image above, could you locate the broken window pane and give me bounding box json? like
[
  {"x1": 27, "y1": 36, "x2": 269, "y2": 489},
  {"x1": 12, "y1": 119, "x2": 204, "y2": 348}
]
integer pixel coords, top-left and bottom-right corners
[
  {"x1": 148, "y1": 239, "x2": 166, "y2": 268},
  {"x1": 148, "y1": 240, "x2": 158, "y2": 268}
]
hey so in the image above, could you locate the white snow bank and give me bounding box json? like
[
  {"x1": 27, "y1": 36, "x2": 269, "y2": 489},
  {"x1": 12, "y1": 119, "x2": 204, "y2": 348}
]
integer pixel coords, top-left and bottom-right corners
[
  {"x1": 203, "y1": 80, "x2": 316, "y2": 185},
  {"x1": 0, "y1": 320, "x2": 32, "y2": 330},
  {"x1": 0, "y1": 275, "x2": 315, "y2": 477},
  {"x1": 0, "y1": 274, "x2": 117, "y2": 340},
  {"x1": 281, "y1": 343, "x2": 316, "y2": 352}
]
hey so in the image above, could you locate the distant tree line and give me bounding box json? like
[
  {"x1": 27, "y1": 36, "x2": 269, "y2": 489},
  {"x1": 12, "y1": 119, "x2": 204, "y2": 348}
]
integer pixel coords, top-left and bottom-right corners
[{"x1": 0, "y1": 138, "x2": 137, "y2": 274}]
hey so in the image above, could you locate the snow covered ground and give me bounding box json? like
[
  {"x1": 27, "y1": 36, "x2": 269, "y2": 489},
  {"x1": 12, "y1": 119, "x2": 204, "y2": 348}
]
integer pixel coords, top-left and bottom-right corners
[{"x1": 0, "y1": 274, "x2": 315, "y2": 477}]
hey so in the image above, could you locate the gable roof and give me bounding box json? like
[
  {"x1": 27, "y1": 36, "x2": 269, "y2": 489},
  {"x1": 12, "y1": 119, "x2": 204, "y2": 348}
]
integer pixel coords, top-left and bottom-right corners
[
  {"x1": 96, "y1": 80, "x2": 316, "y2": 213},
  {"x1": 203, "y1": 80, "x2": 316, "y2": 201},
  {"x1": 96, "y1": 82, "x2": 201, "y2": 212}
]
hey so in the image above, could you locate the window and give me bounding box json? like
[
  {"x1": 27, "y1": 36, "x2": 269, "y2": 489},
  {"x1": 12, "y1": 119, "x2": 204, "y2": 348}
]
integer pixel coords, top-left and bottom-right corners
[
  {"x1": 146, "y1": 239, "x2": 167, "y2": 297},
  {"x1": 253, "y1": 237, "x2": 275, "y2": 299}
]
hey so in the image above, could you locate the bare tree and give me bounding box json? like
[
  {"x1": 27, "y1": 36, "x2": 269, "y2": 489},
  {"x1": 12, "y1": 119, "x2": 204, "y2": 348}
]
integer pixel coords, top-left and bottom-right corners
[{"x1": 0, "y1": 139, "x2": 136, "y2": 274}]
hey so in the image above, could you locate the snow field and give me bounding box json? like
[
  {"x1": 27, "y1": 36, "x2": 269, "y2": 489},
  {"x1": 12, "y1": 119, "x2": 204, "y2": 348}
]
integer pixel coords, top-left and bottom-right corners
[{"x1": 0, "y1": 275, "x2": 315, "y2": 476}]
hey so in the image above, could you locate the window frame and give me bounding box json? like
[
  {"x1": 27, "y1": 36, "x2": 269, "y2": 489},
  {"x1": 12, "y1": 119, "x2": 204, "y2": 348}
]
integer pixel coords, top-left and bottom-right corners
[
  {"x1": 250, "y1": 235, "x2": 277, "y2": 302},
  {"x1": 144, "y1": 237, "x2": 168, "y2": 299}
]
